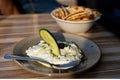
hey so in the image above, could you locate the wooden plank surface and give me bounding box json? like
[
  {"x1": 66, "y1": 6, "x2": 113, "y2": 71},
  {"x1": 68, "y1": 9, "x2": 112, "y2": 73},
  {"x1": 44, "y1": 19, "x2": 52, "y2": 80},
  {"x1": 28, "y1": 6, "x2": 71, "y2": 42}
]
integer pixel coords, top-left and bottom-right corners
[{"x1": 0, "y1": 14, "x2": 120, "y2": 78}]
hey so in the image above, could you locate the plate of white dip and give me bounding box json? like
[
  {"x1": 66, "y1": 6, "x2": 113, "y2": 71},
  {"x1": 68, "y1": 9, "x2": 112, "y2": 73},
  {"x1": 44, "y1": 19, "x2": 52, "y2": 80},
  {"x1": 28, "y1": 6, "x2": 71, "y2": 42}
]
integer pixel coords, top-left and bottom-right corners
[{"x1": 13, "y1": 33, "x2": 101, "y2": 76}]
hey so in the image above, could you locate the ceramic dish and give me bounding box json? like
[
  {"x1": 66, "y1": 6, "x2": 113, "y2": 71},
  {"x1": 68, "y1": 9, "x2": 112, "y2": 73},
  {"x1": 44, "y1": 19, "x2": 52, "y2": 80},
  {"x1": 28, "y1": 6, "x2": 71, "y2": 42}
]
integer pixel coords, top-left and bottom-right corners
[{"x1": 13, "y1": 33, "x2": 101, "y2": 76}]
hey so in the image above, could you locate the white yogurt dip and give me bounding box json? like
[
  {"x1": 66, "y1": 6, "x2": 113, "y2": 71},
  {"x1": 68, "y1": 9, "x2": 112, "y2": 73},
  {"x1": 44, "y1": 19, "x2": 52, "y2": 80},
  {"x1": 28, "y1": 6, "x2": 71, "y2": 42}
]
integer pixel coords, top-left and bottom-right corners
[{"x1": 26, "y1": 40, "x2": 83, "y2": 68}]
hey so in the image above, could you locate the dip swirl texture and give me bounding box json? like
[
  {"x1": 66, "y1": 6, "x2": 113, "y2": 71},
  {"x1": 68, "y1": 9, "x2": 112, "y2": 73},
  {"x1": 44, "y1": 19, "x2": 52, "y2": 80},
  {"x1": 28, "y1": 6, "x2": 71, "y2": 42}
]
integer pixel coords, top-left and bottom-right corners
[{"x1": 26, "y1": 40, "x2": 83, "y2": 67}]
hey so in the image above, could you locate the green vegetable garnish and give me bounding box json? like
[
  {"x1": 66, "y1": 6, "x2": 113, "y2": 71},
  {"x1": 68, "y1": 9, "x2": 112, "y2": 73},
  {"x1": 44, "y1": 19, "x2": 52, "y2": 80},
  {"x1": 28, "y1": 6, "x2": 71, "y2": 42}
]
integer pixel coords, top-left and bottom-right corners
[{"x1": 39, "y1": 28, "x2": 60, "y2": 57}]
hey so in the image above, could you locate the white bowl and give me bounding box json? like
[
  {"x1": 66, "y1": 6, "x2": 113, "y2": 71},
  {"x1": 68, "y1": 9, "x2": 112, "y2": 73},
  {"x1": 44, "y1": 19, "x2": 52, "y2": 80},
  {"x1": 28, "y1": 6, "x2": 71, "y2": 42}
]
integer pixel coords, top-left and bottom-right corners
[{"x1": 51, "y1": 7, "x2": 101, "y2": 33}]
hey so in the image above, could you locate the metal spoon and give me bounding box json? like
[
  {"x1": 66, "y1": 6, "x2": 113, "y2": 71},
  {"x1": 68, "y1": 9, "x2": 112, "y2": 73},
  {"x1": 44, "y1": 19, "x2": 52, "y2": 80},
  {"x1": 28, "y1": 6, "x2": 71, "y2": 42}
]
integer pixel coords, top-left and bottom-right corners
[{"x1": 4, "y1": 54, "x2": 79, "y2": 69}]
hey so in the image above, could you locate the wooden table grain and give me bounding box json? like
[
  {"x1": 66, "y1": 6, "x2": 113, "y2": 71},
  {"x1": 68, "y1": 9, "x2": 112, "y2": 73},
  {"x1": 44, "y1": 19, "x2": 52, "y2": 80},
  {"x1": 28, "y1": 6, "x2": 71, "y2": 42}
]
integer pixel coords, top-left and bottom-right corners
[{"x1": 0, "y1": 14, "x2": 120, "y2": 79}]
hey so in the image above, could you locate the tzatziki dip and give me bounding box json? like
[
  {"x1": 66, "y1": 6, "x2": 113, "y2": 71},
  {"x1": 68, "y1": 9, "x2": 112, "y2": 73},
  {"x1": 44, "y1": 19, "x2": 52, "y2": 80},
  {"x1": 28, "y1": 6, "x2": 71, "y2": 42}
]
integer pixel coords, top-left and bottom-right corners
[{"x1": 26, "y1": 40, "x2": 83, "y2": 68}]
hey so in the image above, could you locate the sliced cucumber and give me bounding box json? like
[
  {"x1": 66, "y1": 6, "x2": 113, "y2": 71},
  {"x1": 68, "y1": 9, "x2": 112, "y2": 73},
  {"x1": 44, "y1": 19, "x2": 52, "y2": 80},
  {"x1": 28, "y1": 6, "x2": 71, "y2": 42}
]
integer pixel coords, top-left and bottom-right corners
[{"x1": 39, "y1": 28, "x2": 60, "y2": 56}]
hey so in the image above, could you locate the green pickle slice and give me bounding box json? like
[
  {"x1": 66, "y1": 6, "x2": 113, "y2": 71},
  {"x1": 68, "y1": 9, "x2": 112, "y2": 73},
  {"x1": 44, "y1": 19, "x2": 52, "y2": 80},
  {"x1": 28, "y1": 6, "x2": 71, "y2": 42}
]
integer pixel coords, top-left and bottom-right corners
[{"x1": 39, "y1": 29, "x2": 60, "y2": 57}]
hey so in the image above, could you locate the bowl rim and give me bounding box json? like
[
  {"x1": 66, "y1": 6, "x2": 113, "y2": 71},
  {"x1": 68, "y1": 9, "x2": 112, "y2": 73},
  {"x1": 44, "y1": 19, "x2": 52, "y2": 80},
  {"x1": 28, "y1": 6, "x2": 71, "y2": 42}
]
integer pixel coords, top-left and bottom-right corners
[{"x1": 50, "y1": 7, "x2": 101, "y2": 23}]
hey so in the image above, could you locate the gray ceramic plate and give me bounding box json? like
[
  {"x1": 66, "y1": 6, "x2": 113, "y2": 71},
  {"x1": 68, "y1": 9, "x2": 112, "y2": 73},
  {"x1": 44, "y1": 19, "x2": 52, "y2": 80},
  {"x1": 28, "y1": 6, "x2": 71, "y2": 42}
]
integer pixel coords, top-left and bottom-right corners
[{"x1": 13, "y1": 33, "x2": 101, "y2": 76}]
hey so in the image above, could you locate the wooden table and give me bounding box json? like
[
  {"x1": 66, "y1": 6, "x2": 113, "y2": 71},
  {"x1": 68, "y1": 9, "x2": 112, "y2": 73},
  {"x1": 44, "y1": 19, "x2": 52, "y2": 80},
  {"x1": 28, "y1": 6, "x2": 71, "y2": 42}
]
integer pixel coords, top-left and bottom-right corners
[{"x1": 0, "y1": 14, "x2": 120, "y2": 79}]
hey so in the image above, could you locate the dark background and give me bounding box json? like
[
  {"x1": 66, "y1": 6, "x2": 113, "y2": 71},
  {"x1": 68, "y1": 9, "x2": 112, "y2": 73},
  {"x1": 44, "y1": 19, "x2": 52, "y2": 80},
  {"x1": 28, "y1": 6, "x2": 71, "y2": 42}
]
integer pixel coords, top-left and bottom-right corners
[
  {"x1": 14, "y1": 0, "x2": 120, "y2": 36},
  {"x1": 79, "y1": 0, "x2": 120, "y2": 35}
]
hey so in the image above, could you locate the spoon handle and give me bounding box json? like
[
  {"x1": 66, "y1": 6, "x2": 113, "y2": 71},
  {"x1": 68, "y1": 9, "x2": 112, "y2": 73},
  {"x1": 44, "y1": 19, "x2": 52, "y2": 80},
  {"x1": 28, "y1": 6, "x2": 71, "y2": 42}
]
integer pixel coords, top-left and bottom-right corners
[{"x1": 4, "y1": 54, "x2": 50, "y2": 64}]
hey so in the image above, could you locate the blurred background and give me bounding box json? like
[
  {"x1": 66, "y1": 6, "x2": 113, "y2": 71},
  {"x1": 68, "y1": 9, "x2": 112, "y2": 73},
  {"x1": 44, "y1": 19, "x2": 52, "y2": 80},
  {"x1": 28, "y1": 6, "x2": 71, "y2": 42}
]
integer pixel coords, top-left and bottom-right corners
[{"x1": 0, "y1": 0, "x2": 120, "y2": 35}]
